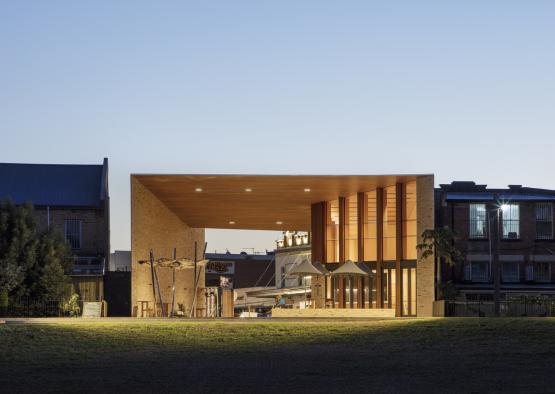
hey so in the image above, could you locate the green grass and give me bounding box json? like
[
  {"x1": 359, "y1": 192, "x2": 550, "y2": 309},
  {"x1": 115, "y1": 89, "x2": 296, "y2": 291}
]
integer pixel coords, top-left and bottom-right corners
[{"x1": 2, "y1": 318, "x2": 555, "y2": 393}]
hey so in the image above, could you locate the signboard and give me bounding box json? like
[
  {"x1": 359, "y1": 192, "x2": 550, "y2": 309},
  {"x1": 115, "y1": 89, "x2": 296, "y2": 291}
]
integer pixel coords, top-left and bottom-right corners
[
  {"x1": 206, "y1": 260, "x2": 235, "y2": 275},
  {"x1": 82, "y1": 302, "x2": 103, "y2": 318},
  {"x1": 220, "y1": 276, "x2": 234, "y2": 290}
]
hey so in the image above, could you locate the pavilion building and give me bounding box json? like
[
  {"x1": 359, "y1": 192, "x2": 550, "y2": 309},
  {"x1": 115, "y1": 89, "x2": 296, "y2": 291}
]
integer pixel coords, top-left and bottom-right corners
[{"x1": 130, "y1": 174, "x2": 435, "y2": 317}]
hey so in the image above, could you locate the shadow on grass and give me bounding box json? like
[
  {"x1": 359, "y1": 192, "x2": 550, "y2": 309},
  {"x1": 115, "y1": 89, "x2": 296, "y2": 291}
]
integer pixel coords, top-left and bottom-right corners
[{"x1": 2, "y1": 318, "x2": 555, "y2": 393}]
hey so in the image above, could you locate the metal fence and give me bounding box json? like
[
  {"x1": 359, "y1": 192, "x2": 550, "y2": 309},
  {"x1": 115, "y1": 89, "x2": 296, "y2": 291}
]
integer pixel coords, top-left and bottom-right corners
[
  {"x1": 445, "y1": 300, "x2": 555, "y2": 317},
  {"x1": 0, "y1": 299, "x2": 82, "y2": 318}
]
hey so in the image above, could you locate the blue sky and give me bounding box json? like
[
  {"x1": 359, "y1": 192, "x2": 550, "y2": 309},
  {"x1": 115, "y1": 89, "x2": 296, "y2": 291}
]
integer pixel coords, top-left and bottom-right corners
[{"x1": 2, "y1": 1, "x2": 554, "y2": 253}]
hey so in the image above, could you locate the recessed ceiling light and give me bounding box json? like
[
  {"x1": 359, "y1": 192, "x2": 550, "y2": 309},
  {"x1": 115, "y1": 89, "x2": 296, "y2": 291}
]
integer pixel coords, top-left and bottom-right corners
[
  {"x1": 229, "y1": 221, "x2": 235, "y2": 225},
  {"x1": 304, "y1": 188, "x2": 311, "y2": 192},
  {"x1": 276, "y1": 221, "x2": 283, "y2": 225},
  {"x1": 195, "y1": 188, "x2": 203, "y2": 192},
  {"x1": 245, "y1": 188, "x2": 252, "y2": 192}
]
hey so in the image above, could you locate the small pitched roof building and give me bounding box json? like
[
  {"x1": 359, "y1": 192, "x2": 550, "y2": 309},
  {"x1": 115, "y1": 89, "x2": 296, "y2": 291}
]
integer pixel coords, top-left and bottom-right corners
[{"x1": 0, "y1": 158, "x2": 110, "y2": 301}]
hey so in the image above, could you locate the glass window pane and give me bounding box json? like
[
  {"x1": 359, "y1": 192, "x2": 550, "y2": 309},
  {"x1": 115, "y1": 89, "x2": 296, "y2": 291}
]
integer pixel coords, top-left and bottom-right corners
[
  {"x1": 410, "y1": 268, "x2": 417, "y2": 315},
  {"x1": 402, "y1": 268, "x2": 409, "y2": 316},
  {"x1": 536, "y1": 203, "x2": 553, "y2": 240},
  {"x1": 383, "y1": 186, "x2": 397, "y2": 261},
  {"x1": 65, "y1": 219, "x2": 82, "y2": 249},
  {"x1": 326, "y1": 200, "x2": 340, "y2": 262},
  {"x1": 469, "y1": 204, "x2": 487, "y2": 239},
  {"x1": 471, "y1": 261, "x2": 489, "y2": 282},
  {"x1": 345, "y1": 194, "x2": 358, "y2": 261},
  {"x1": 502, "y1": 204, "x2": 520, "y2": 239},
  {"x1": 403, "y1": 182, "x2": 417, "y2": 260},
  {"x1": 534, "y1": 262, "x2": 551, "y2": 282},
  {"x1": 502, "y1": 262, "x2": 519, "y2": 283},
  {"x1": 390, "y1": 268, "x2": 396, "y2": 309},
  {"x1": 364, "y1": 191, "x2": 377, "y2": 261}
]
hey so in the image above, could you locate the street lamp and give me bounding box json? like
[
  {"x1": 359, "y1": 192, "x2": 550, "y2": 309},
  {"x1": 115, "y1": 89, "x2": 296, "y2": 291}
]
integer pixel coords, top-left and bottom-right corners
[{"x1": 488, "y1": 200, "x2": 509, "y2": 317}]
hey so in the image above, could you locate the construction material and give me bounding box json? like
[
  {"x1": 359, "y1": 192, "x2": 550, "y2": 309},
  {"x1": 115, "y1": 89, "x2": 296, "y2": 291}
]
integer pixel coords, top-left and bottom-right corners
[
  {"x1": 152, "y1": 257, "x2": 166, "y2": 317},
  {"x1": 170, "y1": 248, "x2": 176, "y2": 318},
  {"x1": 149, "y1": 250, "x2": 158, "y2": 317}
]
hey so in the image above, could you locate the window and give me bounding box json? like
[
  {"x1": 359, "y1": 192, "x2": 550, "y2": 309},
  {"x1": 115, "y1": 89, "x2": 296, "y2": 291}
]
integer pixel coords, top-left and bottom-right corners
[
  {"x1": 284, "y1": 263, "x2": 299, "y2": 288},
  {"x1": 502, "y1": 262, "x2": 519, "y2": 283},
  {"x1": 383, "y1": 186, "x2": 397, "y2": 260},
  {"x1": 469, "y1": 204, "x2": 487, "y2": 238},
  {"x1": 363, "y1": 270, "x2": 377, "y2": 308},
  {"x1": 363, "y1": 191, "x2": 377, "y2": 261},
  {"x1": 464, "y1": 261, "x2": 489, "y2": 282},
  {"x1": 536, "y1": 203, "x2": 553, "y2": 240},
  {"x1": 345, "y1": 194, "x2": 358, "y2": 261},
  {"x1": 502, "y1": 204, "x2": 520, "y2": 239},
  {"x1": 380, "y1": 268, "x2": 397, "y2": 309},
  {"x1": 64, "y1": 219, "x2": 82, "y2": 249},
  {"x1": 534, "y1": 262, "x2": 551, "y2": 282},
  {"x1": 402, "y1": 267, "x2": 417, "y2": 316},
  {"x1": 403, "y1": 182, "x2": 417, "y2": 259},
  {"x1": 326, "y1": 200, "x2": 340, "y2": 263}
]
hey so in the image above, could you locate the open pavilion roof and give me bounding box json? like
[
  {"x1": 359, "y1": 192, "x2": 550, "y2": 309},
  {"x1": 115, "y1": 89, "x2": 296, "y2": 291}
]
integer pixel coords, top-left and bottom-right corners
[{"x1": 132, "y1": 174, "x2": 427, "y2": 231}]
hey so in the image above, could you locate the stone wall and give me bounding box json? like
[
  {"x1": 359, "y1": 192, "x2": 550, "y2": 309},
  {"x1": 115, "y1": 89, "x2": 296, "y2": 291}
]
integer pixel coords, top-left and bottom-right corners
[{"x1": 131, "y1": 177, "x2": 205, "y2": 317}]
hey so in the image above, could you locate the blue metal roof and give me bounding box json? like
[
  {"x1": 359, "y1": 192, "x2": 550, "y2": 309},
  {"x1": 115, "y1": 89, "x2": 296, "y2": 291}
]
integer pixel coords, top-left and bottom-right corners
[
  {"x1": 498, "y1": 193, "x2": 555, "y2": 201},
  {"x1": 0, "y1": 162, "x2": 107, "y2": 207},
  {"x1": 445, "y1": 192, "x2": 555, "y2": 202},
  {"x1": 445, "y1": 193, "x2": 494, "y2": 201}
]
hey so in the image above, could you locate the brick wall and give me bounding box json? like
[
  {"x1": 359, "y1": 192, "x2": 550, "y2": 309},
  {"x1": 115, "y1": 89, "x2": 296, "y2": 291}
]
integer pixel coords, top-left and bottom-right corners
[
  {"x1": 438, "y1": 195, "x2": 555, "y2": 287},
  {"x1": 33, "y1": 207, "x2": 107, "y2": 257},
  {"x1": 131, "y1": 177, "x2": 205, "y2": 317},
  {"x1": 416, "y1": 175, "x2": 435, "y2": 317}
]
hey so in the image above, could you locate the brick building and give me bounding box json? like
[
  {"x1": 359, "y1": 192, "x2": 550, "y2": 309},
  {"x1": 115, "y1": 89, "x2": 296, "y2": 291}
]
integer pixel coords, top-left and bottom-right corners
[
  {"x1": 204, "y1": 251, "x2": 275, "y2": 289},
  {"x1": 0, "y1": 159, "x2": 110, "y2": 301},
  {"x1": 436, "y1": 181, "x2": 555, "y2": 301}
]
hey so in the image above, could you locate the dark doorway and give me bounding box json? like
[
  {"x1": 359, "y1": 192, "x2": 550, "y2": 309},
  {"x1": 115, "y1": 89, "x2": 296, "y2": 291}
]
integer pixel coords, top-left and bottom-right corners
[{"x1": 104, "y1": 271, "x2": 131, "y2": 317}]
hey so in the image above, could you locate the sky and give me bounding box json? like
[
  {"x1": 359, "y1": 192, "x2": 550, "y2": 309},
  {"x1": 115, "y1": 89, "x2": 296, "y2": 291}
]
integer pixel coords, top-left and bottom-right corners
[{"x1": 1, "y1": 1, "x2": 554, "y2": 254}]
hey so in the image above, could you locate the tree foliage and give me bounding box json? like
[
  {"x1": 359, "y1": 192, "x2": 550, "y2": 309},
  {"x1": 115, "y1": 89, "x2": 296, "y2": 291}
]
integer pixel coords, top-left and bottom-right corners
[
  {"x1": 36, "y1": 229, "x2": 73, "y2": 300},
  {"x1": 416, "y1": 226, "x2": 463, "y2": 266},
  {"x1": 0, "y1": 200, "x2": 73, "y2": 303},
  {"x1": 0, "y1": 201, "x2": 38, "y2": 300}
]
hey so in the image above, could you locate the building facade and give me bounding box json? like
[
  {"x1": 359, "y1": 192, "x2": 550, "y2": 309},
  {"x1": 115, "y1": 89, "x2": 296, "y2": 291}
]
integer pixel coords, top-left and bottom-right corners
[
  {"x1": 275, "y1": 233, "x2": 311, "y2": 290},
  {"x1": 130, "y1": 174, "x2": 435, "y2": 317},
  {"x1": 205, "y1": 251, "x2": 275, "y2": 289},
  {"x1": 309, "y1": 177, "x2": 434, "y2": 317},
  {"x1": 0, "y1": 159, "x2": 110, "y2": 301},
  {"x1": 437, "y1": 181, "x2": 555, "y2": 301}
]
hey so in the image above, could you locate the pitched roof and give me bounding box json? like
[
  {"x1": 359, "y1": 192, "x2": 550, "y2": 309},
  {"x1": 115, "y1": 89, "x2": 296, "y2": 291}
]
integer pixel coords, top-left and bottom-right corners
[{"x1": 0, "y1": 159, "x2": 108, "y2": 208}]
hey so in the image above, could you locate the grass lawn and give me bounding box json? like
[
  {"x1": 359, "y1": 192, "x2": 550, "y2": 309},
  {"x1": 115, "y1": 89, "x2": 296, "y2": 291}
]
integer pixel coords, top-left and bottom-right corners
[{"x1": 1, "y1": 318, "x2": 555, "y2": 393}]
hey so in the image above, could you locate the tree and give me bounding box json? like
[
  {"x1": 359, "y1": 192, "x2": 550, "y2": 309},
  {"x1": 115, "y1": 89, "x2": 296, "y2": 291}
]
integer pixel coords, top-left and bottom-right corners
[
  {"x1": 417, "y1": 226, "x2": 464, "y2": 300},
  {"x1": 0, "y1": 200, "x2": 38, "y2": 301},
  {"x1": 0, "y1": 261, "x2": 22, "y2": 307},
  {"x1": 36, "y1": 229, "x2": 73, "y2": 300},
  {"x1": 0, "y1": 200, "x2": 74, "y2": 303}
]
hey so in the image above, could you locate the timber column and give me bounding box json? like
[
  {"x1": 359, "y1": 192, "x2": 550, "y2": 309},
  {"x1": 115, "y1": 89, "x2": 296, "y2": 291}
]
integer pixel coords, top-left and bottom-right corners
[
  {"x1": 311, "y1": 202, "x2": 327, "y2": 308},
  {"x1": 395, "y1": 183, "x2": 403, "y2": 317},
  {"x1": 376, "y1": 188, "x2": 384, "y2": 308}
]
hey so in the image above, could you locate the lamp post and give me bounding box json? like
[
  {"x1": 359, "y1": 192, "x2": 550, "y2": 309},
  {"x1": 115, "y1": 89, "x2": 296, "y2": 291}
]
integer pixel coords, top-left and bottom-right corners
[
  {"x1": 488, "y1": 206, "x2": 500, "y2": 317},
  {"x1": 489, "y1": 200, "x2": 509, "y2": 317}
]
